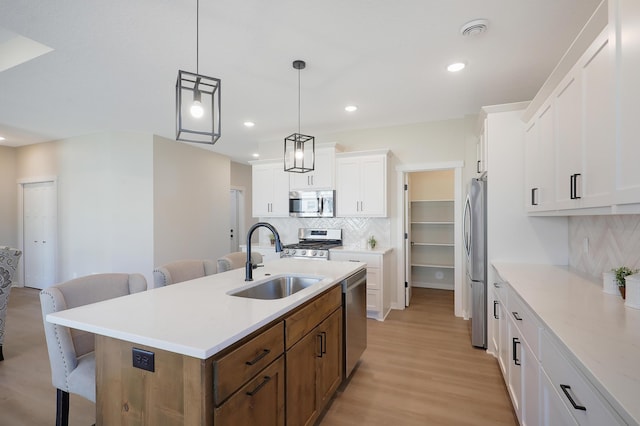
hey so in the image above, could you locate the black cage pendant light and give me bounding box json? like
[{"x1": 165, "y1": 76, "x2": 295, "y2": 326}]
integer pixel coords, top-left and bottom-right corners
[
  {"x1": 176, "y1": 0, "x2": 221, "y2": 144},
  {"x1": 284, "y1": 60, "x2": 315, "y2": 173}
]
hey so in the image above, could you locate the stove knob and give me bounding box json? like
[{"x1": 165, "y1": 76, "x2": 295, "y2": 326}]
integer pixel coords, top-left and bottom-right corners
[
  {"x1": 290, "y1": 249, "x2": 296, "y2": 255},
  {"x1": 284, "y1": 249, "x2": 290, "y2": 255},
  {"x1": 300, "y1": 250, "x2": 307, "y2": 256},
  {"x1": 319, "y1": 251, "x2": 326, "y2": 257},
  {"x1": 311, "y1": 250, "x2": 317, "y2": 256}
]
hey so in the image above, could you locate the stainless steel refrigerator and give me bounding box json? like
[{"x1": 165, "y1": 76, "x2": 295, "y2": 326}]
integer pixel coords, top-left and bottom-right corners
[{"x1": 463, "y1": 176, "x2": 487, "y2": 348}]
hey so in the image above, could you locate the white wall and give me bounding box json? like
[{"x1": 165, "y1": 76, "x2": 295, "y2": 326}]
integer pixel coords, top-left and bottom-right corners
[
  {"x1": 0, "y1": 146, "x2": 17, "y2": 246},
  {"x1": 153, "y1": 135, "x2": 231, "y2": 275},
  {"x1": 230, "y1": 161, "x2": 258, "y2": 244},
  {"x1": 56, "y1": 132, "x2": 155, "y2": 282}
]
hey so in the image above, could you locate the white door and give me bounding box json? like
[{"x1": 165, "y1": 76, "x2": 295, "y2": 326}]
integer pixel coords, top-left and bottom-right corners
[
  {"x1": 404, "y1": 173, "x2": 412, "y2": 307},
  {"x1": 230, "y1": 189, "x2": 240, "y2": 252},
  {"x1": 23, "y1": 181, "x2": 57, "y2": 289}
]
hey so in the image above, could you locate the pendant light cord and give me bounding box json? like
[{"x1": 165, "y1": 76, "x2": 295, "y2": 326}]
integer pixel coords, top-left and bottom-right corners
[
  {"x1": 196, "y1": 0, "x2": 199, "y2": 74},
  {"x1": 297, "y1": 67, "x2": 301, "y2": 135}
]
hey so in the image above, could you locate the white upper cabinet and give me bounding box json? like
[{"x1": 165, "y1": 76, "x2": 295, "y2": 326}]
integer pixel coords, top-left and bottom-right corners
[
  {"x1": 525, "y1": 104, "x2": 556, "y2": 212},
  {"x1": 524, "y1": 24, "x2": 617, "y2": 215},
  {"x1": 614, "y1": 0, "x2": 640, "y2": 206},
  {"x1": 476, "y1": 117, "x2": 488, "y2": 175},
  {"x1": 289, "y1": 146, "x2": 337, "y2": 191},
  {"x1": 335, "y1": 150, "x2": 388, "y2": 217},
  {"x1": 251, "y1": 160, "x2": 289, "y2": 217}
]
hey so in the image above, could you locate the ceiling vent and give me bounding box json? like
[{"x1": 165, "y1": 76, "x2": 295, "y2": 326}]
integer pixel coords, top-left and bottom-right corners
[{"x1": 460, "y1": 19, "x2": 489, "y2": 37}]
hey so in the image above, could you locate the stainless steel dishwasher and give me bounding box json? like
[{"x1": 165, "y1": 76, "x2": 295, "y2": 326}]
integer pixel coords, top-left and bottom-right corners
[{"x1": 341, "y1": 268, "x2": 367, "y2": 379}]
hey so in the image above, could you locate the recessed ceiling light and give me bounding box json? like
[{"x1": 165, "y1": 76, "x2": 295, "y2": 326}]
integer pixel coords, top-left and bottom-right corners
[
  {"x1": 244, "y1": 121, "x2": 255, "y2": 127},
  {"x1": 252, "y1": 153, "x2": 259, "y2": 158},
  {"x1": 447, "y1": 62, "x2": 466, "y2": 72},
  {"x1": 345, "y1": 105, "x2": 358, "y2": 112}
]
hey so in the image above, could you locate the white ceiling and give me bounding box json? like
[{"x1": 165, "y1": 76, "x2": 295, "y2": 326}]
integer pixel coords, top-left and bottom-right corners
[{"x1": 0, "y1": 0, "x2": 601, "y2": 163}]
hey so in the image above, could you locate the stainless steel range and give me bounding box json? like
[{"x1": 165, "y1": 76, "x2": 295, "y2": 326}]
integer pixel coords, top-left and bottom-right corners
[{"x1": 282, "y1": 228, "x2": 342, "y2": 260}]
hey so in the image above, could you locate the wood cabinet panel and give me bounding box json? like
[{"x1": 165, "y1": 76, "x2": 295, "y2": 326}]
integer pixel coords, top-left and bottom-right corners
[
  {"x1": 96, "y1": 336, "x2": 213, "y2": 426},
  {"x1": 214, "y1": 321, "x2": 284, "y2": 405},
  {"x1": 214, "y1": 356, "x2": 285, "y2": 426},
  {"x1": 285, "y1": 286, "x2": 341, "y2": 349},
  {"x1": 316, "y1": 309, "x2": 343, "y2": 408},
  {"x1": 285, "y1": 326, "x2": 320, "y2": 426}
]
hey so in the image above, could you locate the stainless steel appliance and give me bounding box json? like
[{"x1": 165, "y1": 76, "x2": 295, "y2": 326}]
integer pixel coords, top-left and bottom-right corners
[
  {"x1": 341, "y1": 268, "x2": 367, "y2": 379},
  {"x1": 282, "y1": 228, "x2": 342, "y2": 260},
  {"x1": 289, "y1": 190, "x2": 336, "y2": 218},
  {"x1": 464, "y1": 176, "x2": 487, "y2": 348}
]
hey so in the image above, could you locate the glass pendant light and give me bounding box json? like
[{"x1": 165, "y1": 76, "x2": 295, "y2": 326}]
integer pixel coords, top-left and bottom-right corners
[{"x1": 284, "y1": 60, "x2": 315, "y2": 173}]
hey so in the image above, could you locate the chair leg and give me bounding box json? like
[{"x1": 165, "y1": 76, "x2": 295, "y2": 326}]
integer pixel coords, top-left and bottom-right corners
[
  {"x1": 56, "y1": 389, "x2": 70, "y2": 426},
  {"x1": 0, "y1": 344, "x2": 4, "y2": 361}
]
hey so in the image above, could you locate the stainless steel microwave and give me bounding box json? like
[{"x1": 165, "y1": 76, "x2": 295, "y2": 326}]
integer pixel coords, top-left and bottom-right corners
[{"x1": 289, "y1": 190, "x2": 336, "y2": 217}]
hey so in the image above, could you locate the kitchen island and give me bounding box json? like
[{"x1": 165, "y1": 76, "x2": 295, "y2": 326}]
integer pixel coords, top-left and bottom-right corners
[{"x1": 47, "y1": 258, "x2": 366, "y2": 426}]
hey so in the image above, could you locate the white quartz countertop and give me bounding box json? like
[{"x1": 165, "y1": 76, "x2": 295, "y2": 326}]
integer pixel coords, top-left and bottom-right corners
[
  {"x1": 329, "y1": 246, "x2": 393, "y2": 255},
  {"x1": 47, "y1": 258, "x2": 365, "y2": 359},
  {"x1": 493, "y1": 262, "x2": 640, "y2": 425}
]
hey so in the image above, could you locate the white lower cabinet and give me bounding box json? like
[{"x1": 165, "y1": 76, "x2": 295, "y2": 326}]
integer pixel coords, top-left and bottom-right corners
[
  {"x1": 329, "y1": 249, "x2": 391, "y2": 320},
  {"x1": 493, "y1": 270, "x2": 627, "y2": 426},
  {"x1": 540, "y1": 331, "x2": 624, "y2": 426}
]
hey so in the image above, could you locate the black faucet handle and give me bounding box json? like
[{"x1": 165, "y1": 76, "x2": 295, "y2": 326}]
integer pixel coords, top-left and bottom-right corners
[{"x1": 252, "y1": 263, "x2": 264, "y2": 270}]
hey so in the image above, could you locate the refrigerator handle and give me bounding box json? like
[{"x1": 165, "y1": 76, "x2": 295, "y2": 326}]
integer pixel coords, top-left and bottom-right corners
[{"x1": 463, "y1": 194, "x2": 472, "y2": 256}]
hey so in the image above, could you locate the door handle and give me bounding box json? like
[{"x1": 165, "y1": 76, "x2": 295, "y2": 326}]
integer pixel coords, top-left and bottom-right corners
[{"x1": 493, "y1": 301, "x2": 499, "y2": 319}]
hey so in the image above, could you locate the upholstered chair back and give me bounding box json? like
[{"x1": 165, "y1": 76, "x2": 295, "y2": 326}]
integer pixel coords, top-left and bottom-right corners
[
  {"x1": 153, "y1": 259, "x2": 216, "y2": 288},
  {"x1": 217, "y1": 252, "x2": 263, "y2": 273},
  {"x1": 40, "y1": 273, "x2": 147, "y2": 404},
  {"x1": 0, "y1": 246, "x2": 23, "y2": 360}
]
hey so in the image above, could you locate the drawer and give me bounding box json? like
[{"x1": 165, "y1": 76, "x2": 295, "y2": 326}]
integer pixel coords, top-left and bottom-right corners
[
  {"x1": 366, "y1": 267, "x2": 380, "y2": 290},
  {"x1": 540, "y1": 331, "x2": 624, "y2": 426},
  {"x1": 330, "y1": 251, "x2": 381, "y2": 268},
  {"x1": 508, "y1": 287, "x2": 540, "y2": 358},
  {"x1": 285, "y1": 285, "x2": 342, "y2": 349},
  {"x1": 214, "y1": 355, "x2": 285, "y2": 425},
  {"x1": 214, "y1": 321, "x2": 284, "y2": 405},
  {"x1": 366, "y1": 288, "x2": 380, "y2": 313},
  {"x1": 492, "y1": 281, "x2": 507, "y2": 303}
]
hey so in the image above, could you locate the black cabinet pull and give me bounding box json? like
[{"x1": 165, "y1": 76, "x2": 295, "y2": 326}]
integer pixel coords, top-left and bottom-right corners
[
  {"x1": 512, "y1": 338, "x2": 521, "y2": 366},
  {"x1": 531, "y1": 187, "x2": 539, "y2": 206},
  {"x1": 570, "y1": 174, "x2": 575, "y2": 199},
  {"x1": 560, "y1": 384, "x2": 587, "y2": 411},
  {"x1": 477, "y1": 160, "x2": 481, "y2": 173},
  {"x1": 512, "y1": 312, "x2": 523, "y2": 321},
  {"x1": 493, "y1": 301, "x2": 499, "y2": 319},
  {"x1": 245, "y1": 349, "x2": 270, "y2": 366},
  {"x1": 317, "y1": 334, "x2": 324, "y2": 358},
  {"x1": 574, "y1": 173, "x2": 581, "y2": 199},
  {"x1": 321, "y1": 331, "x2": 327, "y2": 355},
  {"x1": 246, "y1": 376, "x2": 271, "y2": 396}
]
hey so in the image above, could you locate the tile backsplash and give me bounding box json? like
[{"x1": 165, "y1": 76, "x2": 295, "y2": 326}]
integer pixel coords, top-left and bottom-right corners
[
  {"x1": 258, "y1": 217, "x2": 391, "y2": 249},
  {"x1": 569, "y1": 215, "x2": 640, "y2": 278}
]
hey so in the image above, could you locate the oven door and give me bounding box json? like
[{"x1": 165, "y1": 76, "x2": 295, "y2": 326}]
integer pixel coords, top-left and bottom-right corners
[{"x1": 289, "y1": 191, "x2": 321, "y2": 217}]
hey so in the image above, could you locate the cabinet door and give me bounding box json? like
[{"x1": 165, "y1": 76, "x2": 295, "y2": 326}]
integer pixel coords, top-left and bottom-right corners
[
  {"x1": 616, "y1": 0, "x2": 640, "y2": 205},
  {"x1": 336, "y1": 157, "x2": 361, "y2": 216},
  {"x1": 252, "y1": 163, "x2": 289, "y2": 217},
  {"x1": 522, "y1": 339, "x2": 539, "y2": 426},
  {"x1": 290, "y1": 148, "x2": 335, "y2": 190},
  {"x1": 537, "y1": 104, "x2": 556, "y2": 210},
  {"x1": 508, "y1": 323, "x2": 523, "y2": 422},
  {"x1": 581, "y1": 33, "x2": 614, "y2": 208},
  {"x1": 524, "y1": 121, "x2": 541, "y2": 211},
  {"x1": 541, "y1": 368, "x2": 578, "y2": 426},
  {"x1": 286, "y1": 329, "x2": 320, "y2": 426},
  {"x1": 253, "y1": 165, "x2": 274, "y2": 216},
  {"x1": 316, "y1": 309, "x2": 342, "y2": 409},
  {"x1": 491, "y1": 292, "x2": 502, "y2": 364},
  {"x1": 214, "y1": 356, "x2": 285, "y2": 426},
  {"x1": 360, "y1": 155, "x2": 386, "y2": 216},
  {"x1": 554, "y1": 74, "x2": 582, "y2": 209}
]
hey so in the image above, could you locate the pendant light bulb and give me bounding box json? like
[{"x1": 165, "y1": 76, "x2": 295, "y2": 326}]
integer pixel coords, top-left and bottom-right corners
[
  {"x1": 190, "y1": 100, "x2": 204, "y2": 118},
  {"x1": 295, "y1": 149, "x2": 304, "y2": 160},
  {"x1": 190, "y1": 88, "x2": 204, "y2": 118}
]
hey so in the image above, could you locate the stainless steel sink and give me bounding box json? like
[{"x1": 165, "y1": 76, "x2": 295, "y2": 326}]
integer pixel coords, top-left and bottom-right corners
[{"x1": 229, "y1": 275, "x2": 322, "y2": 300}]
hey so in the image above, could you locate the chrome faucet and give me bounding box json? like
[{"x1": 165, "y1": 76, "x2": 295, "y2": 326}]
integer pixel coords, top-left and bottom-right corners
[{"x1": 246, "y1": 222, "x2": 283, "y2": 281}]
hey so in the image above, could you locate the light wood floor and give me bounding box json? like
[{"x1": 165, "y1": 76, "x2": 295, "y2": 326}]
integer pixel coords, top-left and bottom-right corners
[{"x1": 0, "y1": 287, "x2": 516, "y2": 426}]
